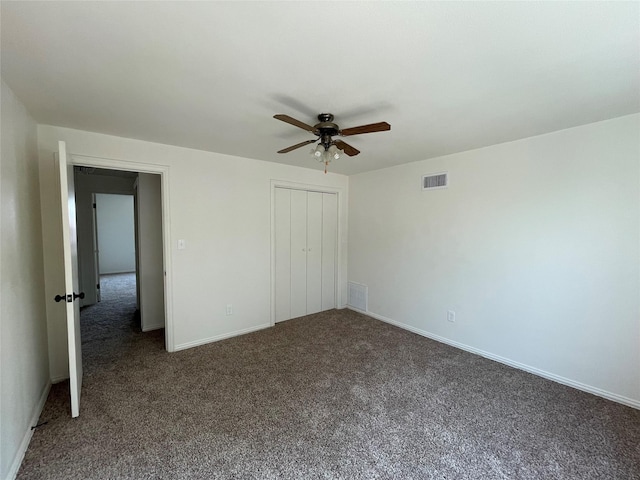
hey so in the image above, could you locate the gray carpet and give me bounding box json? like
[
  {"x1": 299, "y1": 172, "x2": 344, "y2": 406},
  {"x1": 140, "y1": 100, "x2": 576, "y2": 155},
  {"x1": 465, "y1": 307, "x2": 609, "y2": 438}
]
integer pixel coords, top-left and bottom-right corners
[{"x1": 18, "y1": 273, "x2": 640, "y2": 479}]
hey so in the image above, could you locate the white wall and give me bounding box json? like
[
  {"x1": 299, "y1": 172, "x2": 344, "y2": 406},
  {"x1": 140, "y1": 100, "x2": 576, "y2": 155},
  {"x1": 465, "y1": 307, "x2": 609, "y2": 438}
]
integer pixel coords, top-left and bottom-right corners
[
  {"x1": 136, "y1": 173, "x2": 165, "y2": 331},
  {"x1": 75, "y1": 171, "x2": 136, "y2": 306},
  {"x1": 95, "y1": 193, "x2": 136, "y2": 274},
  {"x1": 37, "y1": 125, "x2": 349, "y2": 381},
  {"x1": 0, "y1": 81, "x2": 50, "y2": 480},
  {"x1": 349, "y1": 114, "x2": 640, "y2": 407}
]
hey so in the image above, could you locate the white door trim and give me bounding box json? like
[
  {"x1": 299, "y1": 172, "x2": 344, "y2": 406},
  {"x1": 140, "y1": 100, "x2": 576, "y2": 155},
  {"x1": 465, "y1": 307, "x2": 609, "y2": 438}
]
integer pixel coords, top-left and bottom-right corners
[
  {"x1": 69, "y1": 153, "x2": 175, "y2": 352},
  {"x1": 270, "y1": 179, "x2": 345, "y2": 326}
]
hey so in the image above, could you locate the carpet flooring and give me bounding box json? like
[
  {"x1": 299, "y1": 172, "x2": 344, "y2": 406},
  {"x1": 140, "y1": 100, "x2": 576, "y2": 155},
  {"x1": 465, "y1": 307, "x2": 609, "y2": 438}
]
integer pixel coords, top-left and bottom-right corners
[{"x1": 17, "y1": 273, "x2": 640, "y2": 479}]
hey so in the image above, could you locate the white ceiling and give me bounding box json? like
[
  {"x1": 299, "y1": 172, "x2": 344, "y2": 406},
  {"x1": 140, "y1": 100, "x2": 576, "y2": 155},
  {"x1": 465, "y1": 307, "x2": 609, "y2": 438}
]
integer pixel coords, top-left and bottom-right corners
[{"x1": 2, "y1": 1, "x2": 638, "y2": 175}]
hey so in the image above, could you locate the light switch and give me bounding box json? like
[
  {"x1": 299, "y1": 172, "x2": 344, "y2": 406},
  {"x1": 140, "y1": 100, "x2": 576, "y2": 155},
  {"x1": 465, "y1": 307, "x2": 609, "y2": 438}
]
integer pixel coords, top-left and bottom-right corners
[{"x1": 177, "y1": 239, "x2": 186, "y2": 250}]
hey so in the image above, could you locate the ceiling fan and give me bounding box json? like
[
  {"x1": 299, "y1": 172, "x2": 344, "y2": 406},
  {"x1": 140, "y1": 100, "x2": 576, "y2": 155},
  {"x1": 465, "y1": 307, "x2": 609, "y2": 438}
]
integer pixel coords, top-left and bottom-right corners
[{"x1": 274, "y1": 113, "x2": 391, "y2": 172}]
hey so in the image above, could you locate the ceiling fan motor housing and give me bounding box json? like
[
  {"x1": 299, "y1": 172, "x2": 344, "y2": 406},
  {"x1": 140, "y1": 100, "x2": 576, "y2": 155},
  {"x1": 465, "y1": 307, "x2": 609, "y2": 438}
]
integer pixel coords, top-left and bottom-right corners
[{"x1": 316, "y1": 113, "x2": 340, "y2": 148}]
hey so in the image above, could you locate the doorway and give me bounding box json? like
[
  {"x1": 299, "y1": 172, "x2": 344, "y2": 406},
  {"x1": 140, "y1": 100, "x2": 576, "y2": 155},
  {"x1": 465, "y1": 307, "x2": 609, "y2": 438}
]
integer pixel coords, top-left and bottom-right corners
[
  {"x1": 91, "y1": 191, "x2": 141, "y2": 359},
  {"x1": 94, "y1": 192, "x2": 137, "y2": 322},
  {"x1": 69, "y1": 154, "x2": 173, "y2": 353},
  {"x1": 75, "y1": 167, "x2": 165, "y2": 336}
]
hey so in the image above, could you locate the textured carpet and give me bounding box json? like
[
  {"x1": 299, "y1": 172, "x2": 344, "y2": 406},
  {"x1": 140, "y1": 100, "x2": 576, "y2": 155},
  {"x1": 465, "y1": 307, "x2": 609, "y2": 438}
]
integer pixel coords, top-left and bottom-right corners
[{"x1": 17, "y1": 273, "x2": 640, "y2": 479}]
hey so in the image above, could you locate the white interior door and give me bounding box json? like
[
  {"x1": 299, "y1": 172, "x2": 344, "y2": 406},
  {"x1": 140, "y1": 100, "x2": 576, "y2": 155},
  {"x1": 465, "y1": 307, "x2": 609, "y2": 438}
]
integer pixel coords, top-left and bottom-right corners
[
  {"x1": 91, "y1": 193, "x2": 101, "y2": 302},
  {"x1": 57, "y1": 141, "x2": 83, "y2": 418},
  {"x1": 133, "y1": 185, "x2": 141, "y2": 309}
]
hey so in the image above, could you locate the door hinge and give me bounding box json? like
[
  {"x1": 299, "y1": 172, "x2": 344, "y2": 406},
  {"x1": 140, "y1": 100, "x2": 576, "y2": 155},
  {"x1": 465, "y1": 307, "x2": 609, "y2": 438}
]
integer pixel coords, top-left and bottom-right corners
[
  {"x1": 93, "y1": 203, "x2": 96, "y2": 208},
  {"x1": 97, "y1": 283, "x2": 100, "y2": 290}
]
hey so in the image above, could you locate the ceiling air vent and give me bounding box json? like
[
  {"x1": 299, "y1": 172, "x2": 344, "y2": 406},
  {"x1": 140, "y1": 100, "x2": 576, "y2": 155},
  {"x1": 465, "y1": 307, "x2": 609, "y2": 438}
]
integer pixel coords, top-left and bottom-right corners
[{"x1": 422, "y1": 172, "x2": 448, "y2": 190}]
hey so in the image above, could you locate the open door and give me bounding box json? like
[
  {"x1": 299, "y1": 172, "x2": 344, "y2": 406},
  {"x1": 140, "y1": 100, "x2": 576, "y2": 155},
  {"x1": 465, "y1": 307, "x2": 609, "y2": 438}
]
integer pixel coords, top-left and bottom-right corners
[
  {"x1": 57, "y1": 140, "x2": 83, "y2": 418},
  {"x1": 91, "y1": 193, "x2": 101, "y2": 302}
]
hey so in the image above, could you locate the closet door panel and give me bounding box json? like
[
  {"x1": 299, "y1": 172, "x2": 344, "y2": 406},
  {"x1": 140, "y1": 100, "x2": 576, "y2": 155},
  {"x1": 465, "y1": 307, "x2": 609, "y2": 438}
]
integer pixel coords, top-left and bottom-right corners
[
  {"x1": 306, "y1": 191, "x2": 323, "y2": 314},
  {"x1": 321, "y1": 193, "x2": 338, "y2": 310},
  {"x1": 290, "y1": 189, "x2": 308, "y2": 319},
  {"x1": 274, "y1": 188, "x2": 291, "y2": 323}
]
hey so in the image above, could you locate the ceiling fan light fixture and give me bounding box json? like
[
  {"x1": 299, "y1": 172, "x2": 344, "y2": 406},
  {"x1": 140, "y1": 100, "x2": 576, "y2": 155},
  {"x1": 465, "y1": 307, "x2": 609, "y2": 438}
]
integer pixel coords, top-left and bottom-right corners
[{"x1": 328, "y1": 144, "x2": 340, "y2": 160}]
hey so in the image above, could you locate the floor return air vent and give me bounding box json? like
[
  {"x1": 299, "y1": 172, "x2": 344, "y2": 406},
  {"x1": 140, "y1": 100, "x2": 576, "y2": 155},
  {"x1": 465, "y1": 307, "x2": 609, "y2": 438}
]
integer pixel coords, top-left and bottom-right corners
[{"x1": 348, "y1": 282, "x2": 368, "y2": 312}]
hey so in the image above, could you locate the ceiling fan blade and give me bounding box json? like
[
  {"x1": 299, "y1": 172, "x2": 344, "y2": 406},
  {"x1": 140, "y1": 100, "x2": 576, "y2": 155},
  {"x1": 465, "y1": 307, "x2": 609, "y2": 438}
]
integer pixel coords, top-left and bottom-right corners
[
  {"x1": 340, "y1": 121, "x2": 391, "y2": 136},
  {"x1": 334, "y1": 140, "x2": 360, "y2": 156},
  {"x1": 277, "y1": 139, "x2": 317, "y2": 154},
  {"x1": 274, "y1": 114, "x2": 317, "y2": 133}
]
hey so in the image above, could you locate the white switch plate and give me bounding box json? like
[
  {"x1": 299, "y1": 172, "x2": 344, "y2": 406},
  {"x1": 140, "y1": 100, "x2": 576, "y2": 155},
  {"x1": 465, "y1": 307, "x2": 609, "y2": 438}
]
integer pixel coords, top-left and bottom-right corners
[
  {"x1": 226, "y1": 304, "x2": 233, "y2": 315},
  {"x1": 447, "y1": 310, "x2": 456, "y2": 322},
  {"x1": 177, "y1": 239, "x2": 186, "y2": 250}
]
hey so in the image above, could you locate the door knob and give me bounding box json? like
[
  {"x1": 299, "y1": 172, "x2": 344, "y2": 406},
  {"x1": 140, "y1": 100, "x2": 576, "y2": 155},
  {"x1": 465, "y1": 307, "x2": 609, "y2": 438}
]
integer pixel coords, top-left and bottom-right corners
[{"x1": 55, "y1": 292, "x2": 84, "y2": 302}]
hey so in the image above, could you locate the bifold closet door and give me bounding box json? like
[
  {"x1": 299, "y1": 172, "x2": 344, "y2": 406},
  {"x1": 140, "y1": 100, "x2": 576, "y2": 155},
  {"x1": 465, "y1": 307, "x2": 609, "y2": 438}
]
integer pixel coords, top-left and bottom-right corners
[
  {"x1": 274, "y1": 187, "x2": 337, "y2": 323},
  {"x1": 274, "y1": 188, "x2": 292, "y2": 322},
  {"x1": 305, "y1": 192, "x2": 323, "y2": 315},
  {"x1": 321, "y1": 193, "x2": 337, "y2": 311},
  {"x1": 290, "y1": 189, "x2": 308, "y2": 319}
]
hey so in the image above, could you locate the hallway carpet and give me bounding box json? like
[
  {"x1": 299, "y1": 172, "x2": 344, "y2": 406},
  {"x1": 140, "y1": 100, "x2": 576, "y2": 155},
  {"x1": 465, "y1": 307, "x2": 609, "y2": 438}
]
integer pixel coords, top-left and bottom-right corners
[{"x1": 17, "y1": 276, "x2": 640, "y2": 479}]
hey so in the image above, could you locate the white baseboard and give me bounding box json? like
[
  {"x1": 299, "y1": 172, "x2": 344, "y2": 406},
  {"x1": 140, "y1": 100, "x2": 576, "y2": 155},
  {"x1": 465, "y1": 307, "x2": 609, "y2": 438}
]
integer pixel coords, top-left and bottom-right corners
[
  {"x1": 174, "y1": 323, "x2": 272, "y2": 351},
  {"x1": 6, "y1": 381, "x2": 51, "y2": 480},
  {"x1": 141, "y1": 323, "x2": 164, "y2": 332},
  {"x1": 349, "y1": 307, "x2": 640, "y2": 410}
]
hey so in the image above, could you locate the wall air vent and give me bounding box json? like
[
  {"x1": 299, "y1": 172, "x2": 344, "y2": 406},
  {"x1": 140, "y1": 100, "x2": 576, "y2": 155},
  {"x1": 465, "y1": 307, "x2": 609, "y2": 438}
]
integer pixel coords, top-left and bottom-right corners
[{"x1": 422, "y1": 172, "x2": 448, "y2": 190}]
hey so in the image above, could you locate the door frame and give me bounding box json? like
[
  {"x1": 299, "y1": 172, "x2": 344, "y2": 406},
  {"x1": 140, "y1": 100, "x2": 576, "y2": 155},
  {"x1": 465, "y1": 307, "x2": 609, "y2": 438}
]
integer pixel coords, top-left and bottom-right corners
[
  {"x1": 270, "y1": 179, "x2": 345, "y2": 326},
  {"x1": 69, "y1": 153, "x2": 175, "y2": 352}
]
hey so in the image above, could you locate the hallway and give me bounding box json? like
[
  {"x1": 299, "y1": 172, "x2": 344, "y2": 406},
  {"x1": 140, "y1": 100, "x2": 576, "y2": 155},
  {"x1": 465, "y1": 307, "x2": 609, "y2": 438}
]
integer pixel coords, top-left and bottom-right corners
[{"x1": 81, "y1": 272, "x2": 165, "y2": 377}]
